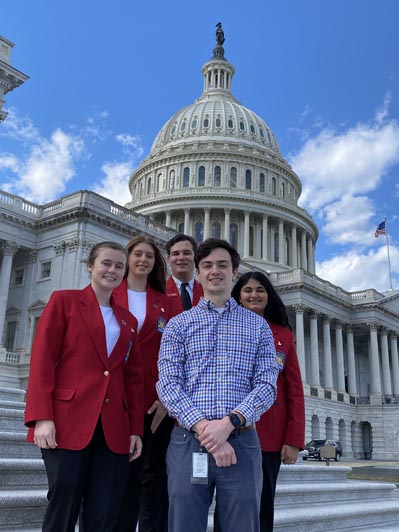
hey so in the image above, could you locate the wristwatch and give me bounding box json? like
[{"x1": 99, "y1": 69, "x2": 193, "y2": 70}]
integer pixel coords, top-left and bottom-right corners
[{"x1": 229, "y1": 412, "x2": 242, "y2": 429}]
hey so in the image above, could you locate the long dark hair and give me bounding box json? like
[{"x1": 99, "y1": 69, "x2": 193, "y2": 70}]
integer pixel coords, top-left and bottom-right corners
[
  {"x1": 126, "y1": 235, "x2": 167, "y2": 293},
  {"x1": 231, "y1": 271, "x2": 291, "y2": 329}
]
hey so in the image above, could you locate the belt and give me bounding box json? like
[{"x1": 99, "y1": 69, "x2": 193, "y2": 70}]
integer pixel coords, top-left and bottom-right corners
[{"x1": 173, "y1": 419, "x2": 255, "y2": 435}]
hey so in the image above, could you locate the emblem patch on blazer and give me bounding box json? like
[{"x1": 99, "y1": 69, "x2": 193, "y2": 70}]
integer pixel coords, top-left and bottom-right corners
[
  {"x1": 276, "y1": 350, "x2": 285, "y2": 370},
  {"x1": 125, "y1": 341, "x2": 132, "y2": 363},
  {"x1": 157, "y1": 317, "x2": 166, "y2": 333}
]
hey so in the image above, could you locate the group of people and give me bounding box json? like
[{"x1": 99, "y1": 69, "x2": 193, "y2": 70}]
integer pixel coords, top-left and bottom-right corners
[{"x1": 25, "y1": 232, "x2": 305, "y2": 532}]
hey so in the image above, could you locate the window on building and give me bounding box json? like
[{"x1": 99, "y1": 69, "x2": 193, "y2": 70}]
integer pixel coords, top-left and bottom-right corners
[
  {"x1": 272, "y1": 177, "x2": 276, "y2": 195},
  {"x1": 195, "y1": 221, "x2": 204, "y2": 242},
  {"x1": 198, "y1": 166, "x2": 205, "y2": 187},
  {"x1": 250, "y1": 124, "x2": 255, "y2": 134},
  {"x1": 191, "y1": 118, "x2": 198, "y2": 129},
  {"x1": 169, "y1": 170, "x2": 175, "y2": 189},
  {"x1": 214, "y1": 166, "x2": 221, "y2": 186},
  {"x1": 203, "y1": 118, "x2": 209, "y2": 128},
  {"x1": 4, "y1": 321, "x2": 17, "y2": 351},
  {"x1": 274, "y1": 233, "x2": 279, "y2": 262},
  {"x1": 157, "y1": 173, "x2": 163, "y2": 192},
  {"x1": 183, "y1": 167, "x2": 190, "y2": 188},
  {"x1": 281, "y1": 182, "x2": 285, "y2": 198},
  {"x1": 230, "y1": 167, "x2": 237, "y2": 188},
  {"x1": 239, "y1": 121, "x2": 245, "y2": 131},
  {"x1": 245, "y1": 169, "x2": 252, "y2": 190},
  {"x1": 212, "y1": 222, "x2": 221, "y2": 238},
  {"x1": 230, "y1": 223, "x2": 238, "y2": 249},
  {"x1": 228, "y1": 118, "x2": 234, "y2": 129},
  {"x1": 178, "y1": 222, "x2": 184, "y2": 233},
  {"x1": 40, "y1": 261, "x2": 52, "y2": 280},
  {"x1": 147, "y1": 178, "x2": 152, "y2": 195},
  {"x1": 259, "y1": 173, "x2": 265, "y2": 193},
  {"x1": 14, "y1": 268, "x2": 24, "y2": 286}
]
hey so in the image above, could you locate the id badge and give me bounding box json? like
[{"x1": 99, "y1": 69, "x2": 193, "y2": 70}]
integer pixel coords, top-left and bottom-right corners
[{"x1": 191, "y1": 449, "x2": 208, "y2": 484}]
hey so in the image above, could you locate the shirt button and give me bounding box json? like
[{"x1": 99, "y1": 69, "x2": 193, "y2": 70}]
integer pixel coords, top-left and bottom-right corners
[
  {"x1": 104, "y1": 398, "x2": 110, "y2": 404},
  {"x1": 104, "y1": 370, "x2": 110, "y2": 377}
]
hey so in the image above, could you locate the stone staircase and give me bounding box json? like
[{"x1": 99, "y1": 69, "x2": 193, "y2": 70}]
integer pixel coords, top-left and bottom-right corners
[{"x1": 0, "y1": 385, "x2": 399, "y2": 531}]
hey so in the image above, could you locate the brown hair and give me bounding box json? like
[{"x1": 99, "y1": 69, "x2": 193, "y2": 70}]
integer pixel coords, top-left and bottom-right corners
[
  {"x1": 86, "y1": 241, "x2": 128, "y2": 268},
  {"x1": 126, "y1": 235, "x2": 167, "y2": 293}
]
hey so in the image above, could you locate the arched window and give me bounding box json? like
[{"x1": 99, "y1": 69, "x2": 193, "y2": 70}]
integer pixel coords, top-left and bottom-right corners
[
  {"x1": 230, "y1": 167, "x2": 237, "y2": 188},
  {"x1": 259, "y1": 173, "x2": 265, "y2": 193},
  {"x1": 146, "y1": 178, "x2": 152, "y2": 195},
  {"x1": 272, "y1": 177, "x2": 276, "y2": 195},
  {"x1": 157, "y1": 173, "x2": 163, "y2": 192},
  {"x1": 198, "y1": 166, "x2": 205, "y2": 187},
  {"x1": 281, "y1": 182, "x2": 285, "y2": 198},
  {"x1": 214, "y1": 166, "x2": 221, "y2": 186},
  {"x1": 230, "y1": 223, "x2": 238, "y2": 249},
  {"x1": 183, "y1": 167, "x2": 190, "y2": 188},
  {"x1": 274, "y1": 232, "x2": 279, "y2": 262},
  {"x1": 169, "y1": 170, "x2": 175, "y2": 190},
  {"x1": 195, "y1": 221, "x2": 204, "y2": 242},
  {"x1": 245, "y1": 169, "x2": 252, "y2": 190},
  {"x1": 212, "y1": 221, "x2": 221, "y2": 238}
]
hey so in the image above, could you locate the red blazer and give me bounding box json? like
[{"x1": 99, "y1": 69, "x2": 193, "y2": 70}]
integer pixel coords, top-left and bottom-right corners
[
  {"x1": 256, "y1": 322, "x2": 305, "y2": 452},
  {"x1": 166, "y1": 277, "x2": 203, "y2": 313},
  {"x1": 25, "y1": 285, "x2": 144, "y2": 454},
  {"x1": 113, "y1": 280, "x2": 177, "y2": 413}
]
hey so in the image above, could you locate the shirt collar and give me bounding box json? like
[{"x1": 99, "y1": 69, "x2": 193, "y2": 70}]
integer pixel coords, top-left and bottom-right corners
[
  {"x1": 198, "y1": 297, "x2": 238, "y2": 313},
  {"x1": 172, "y1": 276, "x2": 194, "y2": 291}
]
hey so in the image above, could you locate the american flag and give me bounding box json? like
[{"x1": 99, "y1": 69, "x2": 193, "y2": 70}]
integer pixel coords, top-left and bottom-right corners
[{"x1": 374, "y1": 220, "x2": 387, "y2": 238}]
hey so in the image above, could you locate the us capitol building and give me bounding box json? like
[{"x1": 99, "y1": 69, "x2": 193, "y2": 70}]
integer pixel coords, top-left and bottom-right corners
[{"x1": 1, "y1": 28, "x2": 399, "y2": 460}]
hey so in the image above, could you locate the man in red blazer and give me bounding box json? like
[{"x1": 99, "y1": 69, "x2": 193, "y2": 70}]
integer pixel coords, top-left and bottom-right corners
[{"x1": 166, "y1": 234, "x2": 203, "y2": 311}]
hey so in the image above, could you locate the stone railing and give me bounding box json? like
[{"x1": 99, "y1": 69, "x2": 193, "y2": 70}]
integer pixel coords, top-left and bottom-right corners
[
  {"x1": 0, "y1": 350, "x2": 20, "y2": 365},
  {"x1": 382, "y1": 394, "x2": 399, "y2": 405}
]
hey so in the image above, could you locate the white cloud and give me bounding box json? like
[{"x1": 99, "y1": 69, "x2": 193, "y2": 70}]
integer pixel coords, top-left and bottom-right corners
[
  {"x1": 316, "y1": 244, "x2": 399, "y2": 293},
  {"x1": 93, "y1": 161, "x2": 135, "y2": 205},
  {"x1": 0, "y1": 107, "x2": 39, "y2": 142},
  {"x1": 291, "y1": 119, "x2": 399, "y2": 212}
]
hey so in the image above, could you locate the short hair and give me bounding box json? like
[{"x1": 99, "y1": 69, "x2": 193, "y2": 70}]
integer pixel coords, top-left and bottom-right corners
[
  {"x1": 231, "y1": 271, "x2": 290, "y2": 328},
  {"x1": 166, "y1": 233, "x2": 198, "y2": 256},
  {"x1": 195, "y1": 238, "x2": 240, "y2": 270},
  {"x1": 126, "y1": 235, "x2": 167, "y2": 293},
  {"x1": 85, "y1": 241, "x2": 128, "y2": 268}
]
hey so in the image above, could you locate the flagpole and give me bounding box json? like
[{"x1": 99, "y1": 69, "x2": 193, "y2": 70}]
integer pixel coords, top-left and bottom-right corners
[{"x1": 384, "y1": 217, "x2": 394, "y2": 291}]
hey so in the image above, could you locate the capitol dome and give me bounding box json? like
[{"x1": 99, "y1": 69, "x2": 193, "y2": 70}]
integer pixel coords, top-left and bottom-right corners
[{"x1": 126, "y1": 27, "x2": 318, "y2": 273}]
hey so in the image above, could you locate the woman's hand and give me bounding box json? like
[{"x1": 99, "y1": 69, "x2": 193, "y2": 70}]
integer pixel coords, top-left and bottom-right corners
[
  {"x1": 33, "y1": 420, "x2": 57, "y2": 449},
  {"x1": 129, "y1": 435, "x2": 142, "y2": 461},
  {"x1": 147, "y1": 400, "x2": 168, "y2": 433},
  {"x1": 281, "y1": 444, "x2": 299, "y2": 465}
]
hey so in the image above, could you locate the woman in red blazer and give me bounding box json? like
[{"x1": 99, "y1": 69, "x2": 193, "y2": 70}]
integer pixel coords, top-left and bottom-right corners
[
  {"x1": 24, "y1": 241, "x2": 144, "y2": 532},
  {"x1": 113, "y1": 235, "x2": 177, "y2": 532},
  {"x1": 214, "y1": 271, "x2": 305, "y2": 532}
]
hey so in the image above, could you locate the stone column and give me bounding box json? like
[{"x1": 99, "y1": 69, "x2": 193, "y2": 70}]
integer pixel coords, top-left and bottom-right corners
[
  {"x1": 301, "y1": 230, "x2": 307, "y2": 270},
  {"x1": 0, "y1": 241, "x2": 19, "y2": 344},
  {"x1": 380, "y1": 329, "x2": 392, "y2": 395},
  {"x1": 165, "y1": 211, "x2": 171, "y2": 228},
  {"x1": 369, "y1": 324, "x2": 382, "y2": 394},
  {"x1": 295, "y1": 306, "x2": 306, "y2": 380},
  {"x1": 346, "y1": 327, "x2": 357, "y2": 395},
  {"x1": 224, "y1": 208, "x2": 231, "y2": 241},
  {"x1": 323, "y1": 317, "x2": 333, "y2": 389},
  {"x1": 262, "y1": 215, "x2": 268, "y2": 260},
  {"x1": 310, "y1": 311, "x2": 320, "y2": 386},
  {"x1": 390, "y1": 334, "x2": 399, "y2": 394},
  {"x1": 278, "y1": 219, "x2": 284, "y2": 264},
  {"x1": 307, "y1": 237, "x2": 315, "y2": 273},
  {"x1": 335, "y1": 322, "x2": 346, "y2": 393},
  {"x1": 184, "y1": 208, "x2": 190, "y2": 234},
  {"x1": 243, "y1": 211, "x2": 250, "y2": 258},
  {"x1": 291, "y1": 225, "x2": 297, "y2": 268},
  {"x1": 204, "y1": 208, "x2": 210, "y2": 240}
]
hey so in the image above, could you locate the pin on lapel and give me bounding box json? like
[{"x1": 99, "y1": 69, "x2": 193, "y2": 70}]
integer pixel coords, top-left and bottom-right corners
[
  {"x1": 131, "y1": 327, "x2": 135, "y2": 333},
  {"x1": 161, "y1": 307, "x2": 165, "y2": 313},
  {"x1": 278, "y1": 340, "x2": 282, "y2": 346},
  {"x1": 121, "y1": 319, "x2": 126, "y2": 325}
]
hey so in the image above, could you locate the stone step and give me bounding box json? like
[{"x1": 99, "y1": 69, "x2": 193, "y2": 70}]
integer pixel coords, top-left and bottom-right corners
[
  {"x1": 0, "y1": 431, "x2": 40, "y2": 459},
  {"x1": 0, "y1": 407, "x2": 25, "y2": 431},
  {"x1": 278, "y1": 464, "x2": 352, "y2": 482},
  {"x1": 0, "y1": 399, "x2": 25, "y2": 410},
  {"x1": 0, "y1": 387, "x2": 25, "y2": 402},
  {"x1": 273, "y1": 499, "x2": 399, "y2": 531},
  {"x1": 0, "y1": 459, "x2": 46, "y2": 490},
  {"x1": 0, "y1": 490, "x2": 47, "y2": 531},
  {"x1": 275, "y1": 480, "x2": 398, "y2": 506}
]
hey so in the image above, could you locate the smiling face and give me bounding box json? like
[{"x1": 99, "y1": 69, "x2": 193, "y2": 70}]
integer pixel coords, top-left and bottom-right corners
[
  {"x1": 168, "y1": 240, "x2": 196, "y2": 282},
  {"x1": 127, "y1": 242, "x2": 156, "y2": 280},
  {"x1": 239, "y1": 277, "x2": 268, "y2": 317},
  {"x1": 88, "y1": 247, "x2": 127, "y2": 296},
  {"x1": 197, "y1": 247, "x2": 236, "y2": 304}
]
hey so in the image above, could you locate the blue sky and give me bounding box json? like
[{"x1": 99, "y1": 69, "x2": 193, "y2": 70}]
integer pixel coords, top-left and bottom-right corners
[{"x1": 2, "y1": 0, "x2": 399, "y2": 292}]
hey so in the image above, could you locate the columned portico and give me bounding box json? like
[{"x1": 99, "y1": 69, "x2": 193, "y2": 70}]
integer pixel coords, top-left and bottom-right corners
[
  {"x1": 262, "y1": 215, "x2": 268, "y2": 261},
  {"x1": 391, "y1": 334, "x2": 399, "y2": 394},
  {"x1": 291, "y1": 225, "x2": 297, "y2": 268},
  {"x1": 204, "y1": 208, "x2": 210, "y2": 239},
  {"x1": 310, "y1": 311, "x2": 320, "y2": 386},
  {"x1": 335, "y1": 322, "x2": 345, "y2": 394},
  {"x1": 301, "y1": 230, "x2": 307, "y2": 270},
  {"x1": 369, "y1": 324, "x2": 382, "y2": 395},
  {"x1": 380, "y1": 330, "x2": 392, "y2": 395},
  {"x1": 184, "y1": 208, "x2": 190, "y2": 234},
  {"x1": 295, "y1": 306, "x2": 306, "y2": 379},
  {"x1": 224, "y1": 208, "x2": 230, "y2": 241},
  {"x1": 323, "y1": 317, "x2": 333, "y2": 390},
  {"x1": 346, "y1": 327, "x2": 357, "y2": 395}
]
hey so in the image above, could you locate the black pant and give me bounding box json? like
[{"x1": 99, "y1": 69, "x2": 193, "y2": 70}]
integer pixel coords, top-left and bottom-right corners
[
  {"x1": 41, "y1": 419, "x2": 129, "y2": 532},
  {"x1": 115, "y1": 413, "x2": 174, "y2": 532},
  {"x1": 214, "y1": 451, "x2": 281, "y2": 532}
]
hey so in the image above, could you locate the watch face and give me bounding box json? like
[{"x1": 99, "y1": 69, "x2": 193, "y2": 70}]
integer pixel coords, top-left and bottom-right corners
[{"x1": 230, "y1": 413, "x2": 241, "y2": 428}]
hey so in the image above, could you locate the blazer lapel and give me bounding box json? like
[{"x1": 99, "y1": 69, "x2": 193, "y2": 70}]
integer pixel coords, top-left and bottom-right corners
[
  {"x1": 139, "y1": 285, "x2": 167, "y2": 340},
  {"x1": 79, "y1": 285, "x2": 109, "y2": 366}
]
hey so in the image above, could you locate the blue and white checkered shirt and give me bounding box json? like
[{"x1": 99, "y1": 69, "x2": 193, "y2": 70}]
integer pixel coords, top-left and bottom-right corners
[{"x1": 156, "y1": 297, "x2": 278, "y2": 430}]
